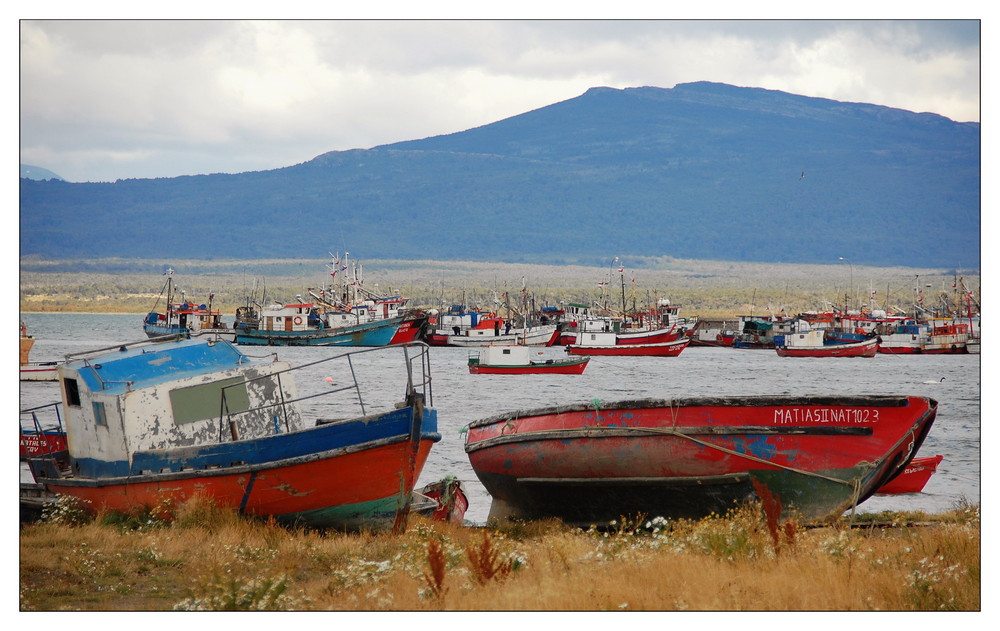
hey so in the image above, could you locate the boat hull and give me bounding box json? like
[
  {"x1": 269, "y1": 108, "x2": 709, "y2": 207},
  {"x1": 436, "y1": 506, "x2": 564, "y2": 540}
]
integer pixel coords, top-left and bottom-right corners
[
  {"x1": 389, "y1": 315, "x2": 428, "y2": 344},
  {"x1": 876, "y1": 454, "x2": 943, "y2": 495},
  {"x1": 566, "y1": 339, "x2": 690, "y2": 356},
  {"x1": 19, "y1": 363, "x2": 60, "y2": 381},
  {"x1": 615, "y1": 327, "x2": 681, "y2": 345},
  {"x1": 464, "y1": 395, "x2": 936, "y2": 525},
  {"x1": 428, "y1": 326, "x2": 559, "y2": 347},
  {"x1": 35, "y1": 403, "x2": 441, "y2": 530},
  {"x1": 775, "y1": 338, "x2": 879, "y2": 357},
  {"x1": 235, "y1": 319, "x2": 398, "y2": 347},
  {"x1": 20, "y1": 430, "x2": 68, "y2": 457},
  {"x1": 468, "y1": 357, "x2": 590, "y2": 375}
]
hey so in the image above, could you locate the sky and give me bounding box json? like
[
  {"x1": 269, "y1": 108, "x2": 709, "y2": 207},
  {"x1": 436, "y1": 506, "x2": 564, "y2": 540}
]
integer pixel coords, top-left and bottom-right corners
[{"x1": 18, "y1": 11, "x2": 983, "y2": 184}]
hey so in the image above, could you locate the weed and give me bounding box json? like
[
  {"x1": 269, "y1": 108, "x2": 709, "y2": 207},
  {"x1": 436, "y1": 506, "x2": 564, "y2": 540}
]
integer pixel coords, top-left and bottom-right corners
[
  {"x1": 423, "y1": 538, "x2": 448, "y2": 599},
  {"x1": 465, "y1": 530, "x2": 516, "y2": 585}
]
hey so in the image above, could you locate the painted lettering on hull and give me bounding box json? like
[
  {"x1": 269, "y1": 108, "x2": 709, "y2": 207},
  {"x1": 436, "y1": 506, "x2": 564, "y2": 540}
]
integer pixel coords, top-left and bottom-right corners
[{"x1": 773, "y1": 408, "x2": 880, "y2": 425}]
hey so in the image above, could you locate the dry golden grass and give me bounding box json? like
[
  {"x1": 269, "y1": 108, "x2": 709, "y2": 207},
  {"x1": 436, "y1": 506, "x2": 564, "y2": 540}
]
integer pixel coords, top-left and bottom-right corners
[{"x1": 19, "y1": 496, "x2": 980, "y2": 612}]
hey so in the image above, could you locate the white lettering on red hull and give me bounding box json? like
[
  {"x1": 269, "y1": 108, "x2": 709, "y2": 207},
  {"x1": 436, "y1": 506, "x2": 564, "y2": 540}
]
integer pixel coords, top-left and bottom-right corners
[{"x1": 773, "y1": 407, "x2": 880, "y2": 425}]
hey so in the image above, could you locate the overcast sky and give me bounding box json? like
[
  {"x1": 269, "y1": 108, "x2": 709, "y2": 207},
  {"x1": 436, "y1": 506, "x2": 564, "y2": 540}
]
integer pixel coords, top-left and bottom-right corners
[{"x1": 19, "y1": 15, "x2": 982, "y2": 183}]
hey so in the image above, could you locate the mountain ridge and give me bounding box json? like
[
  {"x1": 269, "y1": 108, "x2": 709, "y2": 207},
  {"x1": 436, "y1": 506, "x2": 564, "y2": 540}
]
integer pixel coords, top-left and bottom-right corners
[{"x1": 19, "y1": 82, "x2": 980, "y2": 269}]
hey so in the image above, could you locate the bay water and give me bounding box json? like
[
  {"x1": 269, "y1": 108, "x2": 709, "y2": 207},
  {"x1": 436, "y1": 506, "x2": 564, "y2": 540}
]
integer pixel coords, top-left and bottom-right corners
[{"x1": 19, "y1": 313, "x2": 982, "y2": 525}]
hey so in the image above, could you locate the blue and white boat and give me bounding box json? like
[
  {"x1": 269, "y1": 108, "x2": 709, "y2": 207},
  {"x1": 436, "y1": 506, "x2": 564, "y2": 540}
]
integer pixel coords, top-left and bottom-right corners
[
  {"x1": 24, "y1": 335, "x2": 441, "y2": 530},
  {"x1": 142, "y1": 270, "x2": 229, "y2": 339},
  {"x1": 233, "y1": 301, "x2": 402, "y2": 346}
]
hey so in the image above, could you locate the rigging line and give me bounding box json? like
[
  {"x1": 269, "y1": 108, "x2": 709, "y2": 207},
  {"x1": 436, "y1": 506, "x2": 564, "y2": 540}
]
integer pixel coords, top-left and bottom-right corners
[{"x1": 614, "y1": 425, "x2": 871, "y2": 487}]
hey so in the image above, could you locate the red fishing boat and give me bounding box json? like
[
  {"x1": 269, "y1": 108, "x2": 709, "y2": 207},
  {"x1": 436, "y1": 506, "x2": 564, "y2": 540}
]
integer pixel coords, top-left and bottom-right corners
[
  {"x1": 775, "y1": 330, "x2": 879, "y2": 357},
  {"x1": 464, "y1": 395, "x2": 937, "y2": 525},
  {"x1": 876, "y1": 455, "x2": 943, "y2": 495},
  {"x1": 468, "y1": 345, "x2": 590, "y2": 375},
  {"x1": 567, "y1": 335, "x2": 690, "y2": 357},
  {"x1": 878, "y1": 321, "x2": 969, "y2": 354}
]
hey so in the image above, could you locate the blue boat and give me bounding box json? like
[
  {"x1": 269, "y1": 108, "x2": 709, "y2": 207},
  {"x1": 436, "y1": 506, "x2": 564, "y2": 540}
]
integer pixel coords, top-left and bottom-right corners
[
  {"x1": 142, "y1": 270, "x2": 228, "y2": 338},
  {"x1": 24, "y1": 336, "x2": 441, "y2": 531},
  {"x1": 233, "y1": 301, "x2": 402, "y2": 346}
]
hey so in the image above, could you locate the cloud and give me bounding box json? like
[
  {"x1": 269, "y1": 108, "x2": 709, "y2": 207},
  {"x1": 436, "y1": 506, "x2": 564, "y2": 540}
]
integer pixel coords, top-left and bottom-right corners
[{"x1": 19, "y1": 19, "x2": 980, "y2": 182}]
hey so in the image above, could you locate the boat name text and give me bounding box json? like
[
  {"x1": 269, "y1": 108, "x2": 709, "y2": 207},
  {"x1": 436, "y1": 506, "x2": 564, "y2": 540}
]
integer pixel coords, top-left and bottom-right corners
[{"x1": 774, "y1": 407, "x2": 879, "y2": 425}]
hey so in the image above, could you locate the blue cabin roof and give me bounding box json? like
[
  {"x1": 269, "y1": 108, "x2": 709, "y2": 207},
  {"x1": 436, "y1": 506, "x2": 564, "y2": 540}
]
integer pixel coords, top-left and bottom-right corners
[{"x1": 66, "y1": 338, "x2": 264, "y2": 395}]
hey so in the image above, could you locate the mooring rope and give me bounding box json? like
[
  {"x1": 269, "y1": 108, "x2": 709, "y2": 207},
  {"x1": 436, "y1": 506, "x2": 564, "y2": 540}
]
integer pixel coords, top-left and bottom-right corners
[{"x1": 607, "y1": 423, "x2": 873, "y2": 489}]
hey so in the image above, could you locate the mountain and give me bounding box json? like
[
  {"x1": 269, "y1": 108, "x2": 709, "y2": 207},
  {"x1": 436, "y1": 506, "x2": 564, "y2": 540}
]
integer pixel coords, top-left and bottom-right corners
[
  {"x1": 19, "y1": 82, "x2": 980, "y2": 269},
  {"x1": 20, "y1": 164, "x2": 63, "y2": 181}
]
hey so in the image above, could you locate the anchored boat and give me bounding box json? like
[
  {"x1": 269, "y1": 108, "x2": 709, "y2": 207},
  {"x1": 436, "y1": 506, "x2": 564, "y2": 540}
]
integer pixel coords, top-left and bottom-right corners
[
  {"x1": 24, "y1": 336, "x2": 441, "y2": 531},
  {"x1": 775, "y1": 329, "x2": 879, "y2": 357},
  {"x1": 468, "y1": 345, "x2": 590, "y2": 375},
  {"x1": 142, "y1": 270, "x2": 229, "y2": 339},
  {"x1": 464, "y1": 395, "x2": 937, "y2": 525},
  {"x1": 567, "y1": 333, "x2": 690, "y2": 357}
]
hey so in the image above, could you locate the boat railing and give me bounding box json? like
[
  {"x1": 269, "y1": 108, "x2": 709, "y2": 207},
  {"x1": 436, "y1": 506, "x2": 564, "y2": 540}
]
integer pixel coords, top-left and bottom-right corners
[
  {"x1": 19, "y1": 402, "x2": 66, "y2": 445},
  {"x1": 216, "y1": 342, "x2": 433, "y2": 440}
]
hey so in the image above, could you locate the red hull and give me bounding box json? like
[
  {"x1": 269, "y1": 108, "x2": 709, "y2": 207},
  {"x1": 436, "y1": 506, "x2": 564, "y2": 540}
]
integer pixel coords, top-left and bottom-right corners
[
  {"x1": 20, "y1": 431, "x2": 68, "y2": 458},
  {"x1": 615, "y1": 327, "x2": 681, "y2": 345},
  {"x1": 465, "y1": 395, "x2": 937, "y2": 523},
  {"x1": 876, "y1": 455, "x2": 943, "y2": 494},
  {"x1": 418, "y1": 478, "x2": 469, "y2": 524},
  {"x1": 567, "y1": 338, "x2": 690, "y2": 356},
  {"x1": 44, "y1": 440, "x2": 435, "y2": 523},
  {"x1": 776, "y1": 338, "x2": 878, "y2": 357},
  {"x1": 389, "y1": 316, "x2": 427, "y2": 344}
]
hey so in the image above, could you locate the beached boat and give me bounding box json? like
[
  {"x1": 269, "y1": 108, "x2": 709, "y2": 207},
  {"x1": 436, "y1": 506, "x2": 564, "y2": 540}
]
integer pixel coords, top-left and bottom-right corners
[
  {"x1": 417, "y1": 477, "x2": 470, "y2": 525},
  {"x1": 233, "y1": 301, "x2": 402, "y2": 346},
  {"x1": 24, "y1": 336, "x2": 441, "y2": 531},
  {"x1": 142, "y1": 271, "x2": 228, "y2": 339},
  {"x1": 19, "y1": 321, "x2": 60, "y2": 381},
  {"x1": 20, "y1": 402, "x2": 68, "y2": 459},
  {"x1": 775, "y1": 329, "x2": 879, "y2": 357},
  {"x1": 464, "y1": 395, "x2": 937, "y2": 525},
  {"x1": 876, "y1": 455, "x2": 943, "y2": 495},
  {"x1": 468, "y1": 345, "x2": 590, "y2": 375},
  {"x1": 567, "y1": 333, "x2": 690, "y2": 357}
]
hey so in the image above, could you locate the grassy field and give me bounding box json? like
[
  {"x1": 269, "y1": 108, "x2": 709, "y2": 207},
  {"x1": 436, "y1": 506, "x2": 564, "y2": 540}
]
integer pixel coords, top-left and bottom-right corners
[
  {"x1": 19, "y1": 496, "x2": 980, "y2": 612},
  {"x1": 19, "y1": 257, "x2": 976, "y2": 319}
]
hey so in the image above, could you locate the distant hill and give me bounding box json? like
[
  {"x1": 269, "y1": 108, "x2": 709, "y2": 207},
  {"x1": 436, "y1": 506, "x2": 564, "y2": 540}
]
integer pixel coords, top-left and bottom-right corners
[
  {"x1": 20, "y1": 164, "x2": 63, "y2": 181},
  {"x1": 19, "y1": 82, "x2": 980, "y2": 269}
]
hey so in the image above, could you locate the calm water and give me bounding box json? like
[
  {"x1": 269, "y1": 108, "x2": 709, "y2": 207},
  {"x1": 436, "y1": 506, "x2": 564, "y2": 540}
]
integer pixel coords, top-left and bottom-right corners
[{"x1": 20, "y1": 313, "x2": 982, "y2": 525}]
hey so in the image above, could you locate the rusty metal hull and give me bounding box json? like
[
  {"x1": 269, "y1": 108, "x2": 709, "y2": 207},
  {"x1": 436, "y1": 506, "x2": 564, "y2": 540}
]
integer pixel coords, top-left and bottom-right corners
[{"x1": 464, "y1": 396, "x2": 937, "y2": 525}]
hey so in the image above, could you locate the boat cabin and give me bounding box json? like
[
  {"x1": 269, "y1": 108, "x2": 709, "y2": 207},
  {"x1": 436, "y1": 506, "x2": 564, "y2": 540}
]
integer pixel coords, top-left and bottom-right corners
[
  {"x1": 50, "y1": 338, "x2": 301, "y2": 479},
  {"x1": 477, "y1": 345, "x2": 531, "y2": 366}
]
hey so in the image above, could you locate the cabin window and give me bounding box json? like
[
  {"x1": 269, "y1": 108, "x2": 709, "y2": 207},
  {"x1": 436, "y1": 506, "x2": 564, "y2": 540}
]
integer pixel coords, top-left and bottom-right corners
[
  {"x1": 169, "y1": 377, "x2": 252, "y2": 425},
  {"x1": 92, "y1": 401, "x2": 107, "y2": 426},
  {"x1": 63, "y1": 378, "x2": 81, "y2": 407}
]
